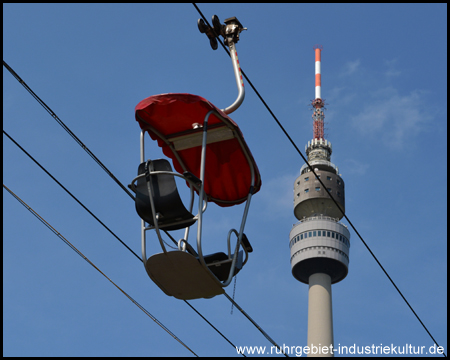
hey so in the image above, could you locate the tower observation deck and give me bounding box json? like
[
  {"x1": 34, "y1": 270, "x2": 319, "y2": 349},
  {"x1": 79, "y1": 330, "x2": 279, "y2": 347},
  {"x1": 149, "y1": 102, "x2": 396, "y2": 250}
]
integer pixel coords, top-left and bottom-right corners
[{"x1": 290, "y1": 46, "x2": 350, "y2": 357}]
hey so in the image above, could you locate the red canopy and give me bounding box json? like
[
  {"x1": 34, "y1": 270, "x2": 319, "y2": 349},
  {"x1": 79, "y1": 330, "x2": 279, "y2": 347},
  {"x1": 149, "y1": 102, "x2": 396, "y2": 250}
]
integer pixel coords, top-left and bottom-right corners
[{"x1": 135, "y1": 93, "x2": 261, "y2": 207}]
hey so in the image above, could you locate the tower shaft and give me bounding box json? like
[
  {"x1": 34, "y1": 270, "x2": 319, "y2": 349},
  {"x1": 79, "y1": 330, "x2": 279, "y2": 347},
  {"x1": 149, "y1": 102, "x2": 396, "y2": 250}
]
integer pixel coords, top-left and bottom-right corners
[{"x1": 307, "y1": 273, "x2": 333, "y2": 357}]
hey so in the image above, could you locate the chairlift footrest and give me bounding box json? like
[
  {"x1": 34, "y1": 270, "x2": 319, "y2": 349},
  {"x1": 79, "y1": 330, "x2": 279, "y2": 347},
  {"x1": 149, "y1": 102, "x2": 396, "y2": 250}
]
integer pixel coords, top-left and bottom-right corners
[{"x1": 146, "y1": 251, "x2": 224, "y2": 300}]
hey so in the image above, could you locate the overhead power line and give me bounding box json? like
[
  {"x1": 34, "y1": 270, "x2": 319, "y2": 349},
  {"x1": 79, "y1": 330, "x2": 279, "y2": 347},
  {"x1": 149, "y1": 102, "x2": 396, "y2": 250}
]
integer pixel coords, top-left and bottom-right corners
[
  {"x1": 3, "y1": 184, "x2": 198, "y2": 357},
  {"x1": 191, "y1": 3, "x2": 445, "y2": 356}
]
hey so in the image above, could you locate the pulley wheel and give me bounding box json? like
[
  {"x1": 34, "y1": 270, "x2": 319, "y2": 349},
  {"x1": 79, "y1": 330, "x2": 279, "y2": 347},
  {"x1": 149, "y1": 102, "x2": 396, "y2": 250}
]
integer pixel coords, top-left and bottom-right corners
[
  {"x1": 210, "y1": 38, "x2": 218, "y2": 51},
  {"x1": 197, "y1": 18, "x2": 208, "y2": 33},
  {"x1": 212, "y1": 15, "x2": 222, "y2": 36}
]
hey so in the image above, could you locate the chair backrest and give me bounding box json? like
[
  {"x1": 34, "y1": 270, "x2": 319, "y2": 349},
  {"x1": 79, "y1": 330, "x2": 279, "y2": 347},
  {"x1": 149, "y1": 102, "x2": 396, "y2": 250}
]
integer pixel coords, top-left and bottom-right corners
[{"x1": 135, "y1": 159, "x2": 196, "y2": 231}]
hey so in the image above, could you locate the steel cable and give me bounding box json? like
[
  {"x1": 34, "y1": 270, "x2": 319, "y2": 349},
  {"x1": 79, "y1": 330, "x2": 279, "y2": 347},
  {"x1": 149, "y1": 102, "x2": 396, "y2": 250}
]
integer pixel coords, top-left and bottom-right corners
[
  {"x1": 3, "y1": 60, "x2": 135, "y2": 201},
  {"x1": 3, "y1": 130, "x2": 142, "y2": 262}
]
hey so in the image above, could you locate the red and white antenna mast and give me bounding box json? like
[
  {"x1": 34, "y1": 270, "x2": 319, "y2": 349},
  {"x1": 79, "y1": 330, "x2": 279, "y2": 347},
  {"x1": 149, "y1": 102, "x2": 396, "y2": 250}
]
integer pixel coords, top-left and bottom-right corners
[
  {"x1": 314, "y1": 44, "x2": 322, "y2": 100},
  {"x1": 312, "y1": 44, "x2": 325, "y2": 140}
]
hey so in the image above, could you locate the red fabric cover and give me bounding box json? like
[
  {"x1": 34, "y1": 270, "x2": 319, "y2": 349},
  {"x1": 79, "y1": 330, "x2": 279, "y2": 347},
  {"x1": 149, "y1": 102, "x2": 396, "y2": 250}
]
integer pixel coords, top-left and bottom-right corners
[{"x1": 135, "y1": 93, "x2": 261, "y2": 207}]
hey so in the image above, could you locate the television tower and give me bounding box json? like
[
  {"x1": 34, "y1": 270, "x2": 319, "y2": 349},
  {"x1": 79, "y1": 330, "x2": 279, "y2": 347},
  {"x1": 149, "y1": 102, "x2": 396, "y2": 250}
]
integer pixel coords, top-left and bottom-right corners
[{"x1": 289, "y1": 45, "x2": 350, "y2": 357}]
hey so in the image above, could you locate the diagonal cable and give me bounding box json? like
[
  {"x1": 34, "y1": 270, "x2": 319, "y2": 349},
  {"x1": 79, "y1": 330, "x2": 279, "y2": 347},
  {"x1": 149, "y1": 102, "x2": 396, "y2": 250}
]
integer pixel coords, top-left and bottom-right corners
[
  {"x1": 224, "y1": 293, "x2": 287, "y2": 357},
  {"x1": 191, "y1": 3, "x2": 445, "y2": 356},
  {"x1": 3, "y1": 184, "x2": 198, "y2": 357},
  {"x1": 3, "y1": 60, "x2": 135, "y2": 201},
  {"x1": 3, "y1": 130, "x2": 142, "y2": 262}
]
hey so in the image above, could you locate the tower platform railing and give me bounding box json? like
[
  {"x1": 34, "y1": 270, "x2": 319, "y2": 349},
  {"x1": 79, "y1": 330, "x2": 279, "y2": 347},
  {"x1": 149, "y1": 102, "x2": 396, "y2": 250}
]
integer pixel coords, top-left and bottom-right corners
[{"x1": 292, "y1": 214, "x2": 349, "y2": 229}]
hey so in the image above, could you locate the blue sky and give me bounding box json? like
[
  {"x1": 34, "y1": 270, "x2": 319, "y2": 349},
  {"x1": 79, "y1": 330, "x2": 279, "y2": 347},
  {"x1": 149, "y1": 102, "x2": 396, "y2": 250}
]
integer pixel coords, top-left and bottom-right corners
[{"x1": 3, "y1": 3, "x2": 447, "y2": 357}]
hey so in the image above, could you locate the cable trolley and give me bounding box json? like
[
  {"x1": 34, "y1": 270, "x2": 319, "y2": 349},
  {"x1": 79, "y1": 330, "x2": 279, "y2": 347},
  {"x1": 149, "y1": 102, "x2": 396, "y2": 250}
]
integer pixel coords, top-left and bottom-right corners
[{"x1": 128, "y1": 15, "x2": 261, "y2": 300}]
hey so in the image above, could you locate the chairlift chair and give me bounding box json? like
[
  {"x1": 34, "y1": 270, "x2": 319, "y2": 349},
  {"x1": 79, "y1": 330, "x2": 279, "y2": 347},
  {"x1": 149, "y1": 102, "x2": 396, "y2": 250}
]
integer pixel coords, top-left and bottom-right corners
[{"x1": 128, "y1": 15, "x2": 261, "y2": 300}]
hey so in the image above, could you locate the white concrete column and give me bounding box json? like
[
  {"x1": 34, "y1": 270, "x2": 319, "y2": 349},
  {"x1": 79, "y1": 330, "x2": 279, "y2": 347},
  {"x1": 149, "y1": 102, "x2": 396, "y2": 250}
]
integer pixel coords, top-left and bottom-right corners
[{"x1": 307, "y1": 273, "x2": 334, "y2": 357}]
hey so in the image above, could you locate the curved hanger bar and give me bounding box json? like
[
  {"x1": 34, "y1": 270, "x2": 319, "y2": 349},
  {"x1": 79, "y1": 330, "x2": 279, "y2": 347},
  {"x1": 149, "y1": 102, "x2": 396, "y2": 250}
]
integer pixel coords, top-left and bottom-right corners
[{"x1": 221, "y1": 42, "x2": 245, "y2": 115}]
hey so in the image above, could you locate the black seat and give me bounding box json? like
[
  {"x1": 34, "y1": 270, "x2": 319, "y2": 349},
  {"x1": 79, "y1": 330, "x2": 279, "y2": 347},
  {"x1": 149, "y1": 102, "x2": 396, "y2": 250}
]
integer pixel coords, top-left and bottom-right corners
[
  {"x1": 135, "y1": 159, "x2": 197, "y2": 231},
  {"x1": 200, "y1": 234, "x2": 252, "y2": 281},
  {"x1": 202, "y1": 251, "x2": 243, "y2": 281}
]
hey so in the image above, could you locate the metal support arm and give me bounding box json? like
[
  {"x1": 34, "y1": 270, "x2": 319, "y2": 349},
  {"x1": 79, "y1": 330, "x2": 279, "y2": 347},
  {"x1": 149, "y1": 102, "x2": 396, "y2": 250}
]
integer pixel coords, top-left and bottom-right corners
[{"x1": 221, "y1": 41, "x2": 245, "y2": 115}]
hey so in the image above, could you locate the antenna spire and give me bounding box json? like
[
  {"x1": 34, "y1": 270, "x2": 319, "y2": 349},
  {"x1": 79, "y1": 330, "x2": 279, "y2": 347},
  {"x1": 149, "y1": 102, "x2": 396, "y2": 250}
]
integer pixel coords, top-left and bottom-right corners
[
  {"x1": 314, "y1": 44, "x2": 323, "y2": 100},
  {"x1": 312, "y1": 45, "x2": 325, "y2": 140}
]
